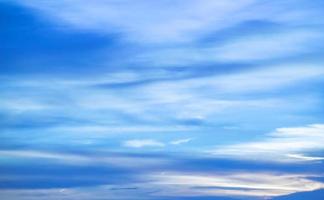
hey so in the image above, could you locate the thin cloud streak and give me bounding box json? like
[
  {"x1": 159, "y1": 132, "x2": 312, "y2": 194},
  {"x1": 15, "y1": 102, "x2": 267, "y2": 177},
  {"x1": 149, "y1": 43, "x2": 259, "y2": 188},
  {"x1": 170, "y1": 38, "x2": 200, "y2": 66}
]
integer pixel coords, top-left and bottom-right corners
[
  {"x1": 0, "y1": 150, "x2": 171, "y2": 168},
  {"x1": 143, "y1": 171, "x2": 324, "y2": 197},
  {"x1": 170, "y1": 138, "x2": 193, "y2": 145},
  {"x1": 210, "y1": 124, "x2": 324, "y2": 162},
  {"x1": 123, "y1": 139, "x2": 165, "y2": 148}
]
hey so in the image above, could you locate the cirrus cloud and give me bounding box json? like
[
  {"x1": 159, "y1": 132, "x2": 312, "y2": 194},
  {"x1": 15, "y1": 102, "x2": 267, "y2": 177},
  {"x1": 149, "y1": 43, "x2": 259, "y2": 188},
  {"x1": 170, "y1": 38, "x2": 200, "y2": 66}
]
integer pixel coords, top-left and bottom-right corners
[{"x1": 209, "y1": 124, "x2": 324, "y2": 162}]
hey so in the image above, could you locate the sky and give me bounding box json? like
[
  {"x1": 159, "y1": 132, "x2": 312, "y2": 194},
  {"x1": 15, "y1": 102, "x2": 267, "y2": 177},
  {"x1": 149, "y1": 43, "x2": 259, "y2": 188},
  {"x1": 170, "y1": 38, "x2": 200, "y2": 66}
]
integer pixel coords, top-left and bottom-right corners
[{"x1": 1, "y1": 0, "x2": 324, "y2": 199}]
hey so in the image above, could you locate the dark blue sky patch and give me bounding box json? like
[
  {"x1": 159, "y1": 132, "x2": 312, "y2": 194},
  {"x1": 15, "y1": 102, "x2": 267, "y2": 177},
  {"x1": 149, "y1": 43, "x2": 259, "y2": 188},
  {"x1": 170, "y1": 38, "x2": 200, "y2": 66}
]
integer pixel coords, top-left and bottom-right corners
[{"x1": 0, "y1": 2, "x2": 124, "y2": 75}]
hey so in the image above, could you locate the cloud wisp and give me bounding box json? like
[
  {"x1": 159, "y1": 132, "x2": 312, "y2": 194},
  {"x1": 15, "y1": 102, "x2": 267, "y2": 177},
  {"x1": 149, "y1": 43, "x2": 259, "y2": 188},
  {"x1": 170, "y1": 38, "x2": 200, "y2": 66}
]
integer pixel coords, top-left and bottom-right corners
[
  {"x1": 170, "y1": 138, "x2": 193, "y2": 145},
  {"x1": 122, "y1": 138, "x2": 194, "y2": 148},
  {"x1": 145, "y1": 171, "x2": 324, "y2": 198},
  {"x1": 0, "y1": 150, "x2": 171, "y2": 169},
  {"x1": 123, "y1": 139, "x2": 165, "y2": 148},
  {"x1": 210, "y1": 124, "x2": 324, "y2": 162}
]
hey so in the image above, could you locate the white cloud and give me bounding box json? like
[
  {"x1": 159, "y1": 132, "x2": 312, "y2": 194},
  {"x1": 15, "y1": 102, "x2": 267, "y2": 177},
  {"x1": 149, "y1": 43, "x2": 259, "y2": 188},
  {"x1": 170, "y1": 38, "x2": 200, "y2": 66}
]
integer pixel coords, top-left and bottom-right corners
[
  {"x1": 286, "y1": 154, "x2": 324, "y2": 161},
  {"x1": 2, "y1": 172, "x2": 323, "y2": 199},
  {"x1": 146, "y1": 171, "x2": 324, "y2": 197},
  {"x1": 209, "y1": 124, "x2": 324, "y2": 162},
  {"x1": 170, "y1": 138, "x2": 193, "y2": 145},
  {"x1": 122, "y1": 138, "x2": 193, "y2": 148},
  {"x1": 123, "y1": 139, "x2": 165, "y2": 148}
]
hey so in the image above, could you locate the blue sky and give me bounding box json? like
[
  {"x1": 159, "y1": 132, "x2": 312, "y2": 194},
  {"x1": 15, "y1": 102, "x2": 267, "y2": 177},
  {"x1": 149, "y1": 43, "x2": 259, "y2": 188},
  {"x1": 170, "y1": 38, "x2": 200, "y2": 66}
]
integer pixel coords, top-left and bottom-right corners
[{"x1": 1, "y1": 0, "x2": 324, "y2": 199}]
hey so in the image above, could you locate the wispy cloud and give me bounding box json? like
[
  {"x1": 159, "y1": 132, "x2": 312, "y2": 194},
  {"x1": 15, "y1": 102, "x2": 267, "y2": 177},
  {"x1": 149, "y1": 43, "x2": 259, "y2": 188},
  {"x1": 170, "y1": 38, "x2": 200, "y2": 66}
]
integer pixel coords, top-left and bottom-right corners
[
  {"x1": 135, "y1": 29, "x2": 323, "y2": 66},
  {"x1": 0, "y1": 150, "x2": 171, "y2": 168},
  {"x1": 2, "y1": 63, "x2": 323, "y2": 149},
  {"x1": 170, "y1": 138, "x2": 193, "y2": 145},
  {"x1": 286, "y1": 154, "x2": 324, "y2": 161},
  {"x1": 0, "y1": 150, "x2": 88, "y2": 164},
  {"x1": 210, "y1": 124, "x2": 324, "y2": 162},
  {"x1": 123, "y1": 139, "x2": 165, "y2": 148},
  {"x1": 123, "y1": 138, "x2": 194, "y2": 148},
  {"x1": 145, "y1": 171, "x2": 324, "y2": 198}
]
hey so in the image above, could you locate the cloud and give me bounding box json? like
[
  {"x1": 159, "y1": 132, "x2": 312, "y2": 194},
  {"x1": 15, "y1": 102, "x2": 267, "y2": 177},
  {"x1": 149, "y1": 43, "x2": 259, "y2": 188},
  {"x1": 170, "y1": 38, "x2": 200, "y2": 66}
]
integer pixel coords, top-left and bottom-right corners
[
  {"x1": 123, "y1": 139, "x2": 165, "y2": 148},
  {"x1": 145, "y1": 171, "x2": 324, "y2": 198},
  {"x1": 50, "y1": 125, "x2": 190, "y2": 135},
  {"x1": 0, "y1": 150, "x2": 170, "y2": 168},
  {"x1": 209, "y1": 124, "x2": 324, "y2": 162},
  {"x1": 2, "y1": 63, "x2": 323, "y2": 145},
  {"x1": 122, "y1": 138, "x2": 193, "y2": 148},
  {"x1": 135, "y1": 29, "x2": 323, "y2": 66},
  {"x1": 170, "y1": 138, "x2": 193, "y2": 145},
  {"x1": 139, "y1": 63, "x2": 324, "y2": 102},
  {"x1": 286, "y1": 154, "x2": 324, "y2": 161},
  {"x1": 1, "y1": 171, "x2": 323, "y2": 199},
  {"x1": 0, "y1": 150, "x2": 89, "y2": 165}
]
